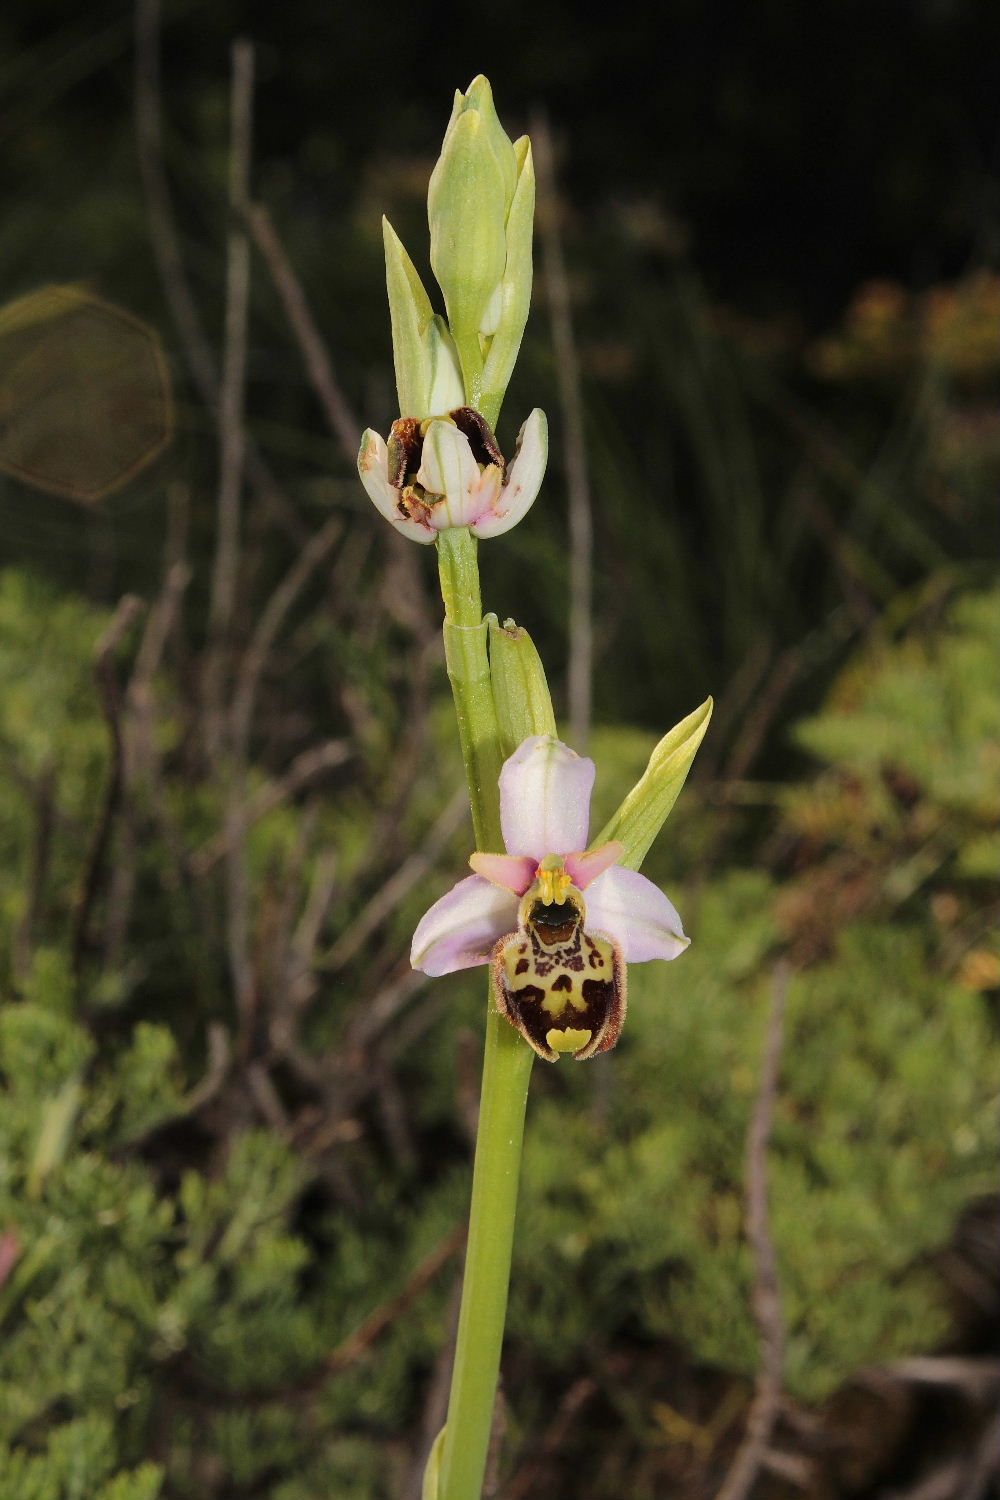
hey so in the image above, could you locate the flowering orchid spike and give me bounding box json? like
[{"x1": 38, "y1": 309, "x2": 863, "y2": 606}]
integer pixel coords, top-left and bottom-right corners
[
  {"x1": 411, "y1": 736, "x2": 689, "y2": 1060},
  {"x1": 358, "y1": 406, "x2": 547, "y2": 544}
]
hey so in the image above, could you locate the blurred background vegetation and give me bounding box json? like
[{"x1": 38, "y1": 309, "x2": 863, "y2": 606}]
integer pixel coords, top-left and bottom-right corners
[{"x1": 0, "y1": 3, "x2": 996, "y2": 1498}]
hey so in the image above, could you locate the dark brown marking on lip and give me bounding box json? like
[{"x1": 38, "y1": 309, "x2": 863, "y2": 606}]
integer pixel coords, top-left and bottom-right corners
[
  {"x1": 449, "y1": 406, "x2": 505, "y2": 469},
  {"x1": 387, "y1": 416, "x2": 422, "y2": 487}
]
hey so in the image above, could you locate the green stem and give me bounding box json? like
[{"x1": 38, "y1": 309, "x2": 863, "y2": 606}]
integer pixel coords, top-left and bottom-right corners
[
  {"x1": 437, "y1": 529, "x2": 503, "y2": 852},
  {"x1": 439, "y1": 1010, "x2": 533, "y2": 1500},
  {"x1": 433, "y1": 526, "x2": 536, "y2": 1500}
]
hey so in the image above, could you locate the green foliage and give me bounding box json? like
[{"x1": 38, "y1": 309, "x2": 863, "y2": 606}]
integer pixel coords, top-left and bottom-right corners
[
  {"x1": 1, "y1": 561, "x2": 995, "y2": 1493},
  {"x1": 505, "y1": 588, "x2": 997, "y2": 1409}
]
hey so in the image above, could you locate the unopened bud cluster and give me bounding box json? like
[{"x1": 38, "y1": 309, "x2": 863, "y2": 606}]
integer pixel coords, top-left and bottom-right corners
[{"x1": 360, "y1": 76, "x2": 546, "y2": 544}]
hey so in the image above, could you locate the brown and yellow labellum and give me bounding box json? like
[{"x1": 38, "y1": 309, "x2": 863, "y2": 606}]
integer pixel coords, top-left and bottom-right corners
[{"x1": 492, "y1": 883, "x2": 626, "y2": 1062}]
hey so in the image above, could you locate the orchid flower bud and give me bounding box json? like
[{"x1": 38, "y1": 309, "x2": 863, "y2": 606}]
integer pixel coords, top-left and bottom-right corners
[{"x1": 427, "y1": 77, "x2": 535, "y2": 422}]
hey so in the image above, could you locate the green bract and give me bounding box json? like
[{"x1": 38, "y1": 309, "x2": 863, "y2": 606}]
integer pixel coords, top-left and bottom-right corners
[
  {"x1": 382, "y1": 218, "x2": 464, "y2": 419},
  {"x1": 594, "y1": 698, "x2": 714, "y2": 870},
  {"x1": 487, "y1": 615, "x2": 557, "y2": 756}
]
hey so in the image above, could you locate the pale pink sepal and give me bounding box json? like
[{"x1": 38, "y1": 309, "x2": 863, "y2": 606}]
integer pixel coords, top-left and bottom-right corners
[
  {"x1": 499, "y1": 735, "x2": 594, "y2": 859},
  {"x1": 469, "y1": 851, "x2": 538, "y2": 895},
  {"x1": 472, "y1": 409, "x2": 548, "y2": 539},
  {"x1": 357, "y1": 429, "x2": 436, "y2": 545},
  {"x1": 564, "y1": 840, "x2": 625, "y2": 891},
  {"x1": 410, "y1": 874, "x2": 518, "y2": 976},
  {"x1": 583, "y1": 865, "x2": 689, "y2": 963}
]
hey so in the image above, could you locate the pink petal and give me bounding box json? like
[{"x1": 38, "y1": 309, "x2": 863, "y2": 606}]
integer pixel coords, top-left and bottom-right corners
[
  {"x1": 583, "y1": 865, "x2": 689, "y2": 963},
  {"x1": 415, "y1": 420, "x2": 486, "y2": 529},
  {"x1": 500, "y1": 735, "x2": 594, "y2": 860},
  {"x1": 410, "y1": 874, "x2": 518, "y2": 976},
  {"x1": 564, "y1": 840, "x2": 625, "y2": 891},
  {"x1": 358, "y1": 429, "x2": 436, "y2": 545},
  {"x1": 471, "y1": 408, "x2": 548, "y2": 539},
  {"x1": 469, "y1": 851, "x2": 538, "y2": 895}
]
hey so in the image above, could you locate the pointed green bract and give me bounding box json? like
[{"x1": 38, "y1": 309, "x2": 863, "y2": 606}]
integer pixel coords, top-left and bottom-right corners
[
  {"x1": 382, "y1": 216, "x2": 434, "y2": 416},
  {"x1": 593, "y1": 698, "x2": 713, "y2": 868},
  {"x1": 383, "y1": 218, "x2": 466, "y2": 418},
  {"x1": 480, "y1": 139, "x2": 535, "y2": 428},
  {"x1": 487, "y1": 614, "x2": 557, "y2": 755},
  {"x1": 421, "y1": 1425, "x2": 446, "y2": 1500}
]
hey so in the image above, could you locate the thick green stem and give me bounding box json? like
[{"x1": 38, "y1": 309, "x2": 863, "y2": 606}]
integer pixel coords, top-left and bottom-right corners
[
  {"x1": 439, "y1": 1009, "x2": 533, "y2": 1500},
  {"x1": 433, "y1": 527, "x2": 536, "y2": 1500}
]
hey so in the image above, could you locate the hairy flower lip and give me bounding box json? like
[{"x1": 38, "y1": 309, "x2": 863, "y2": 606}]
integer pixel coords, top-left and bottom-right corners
[
  {"x1": 410, "y1": 737, "x2": 689, "y2": 1039},
  {"x1": 358, "y1": 407, "x2": 547, "y2": 545}
]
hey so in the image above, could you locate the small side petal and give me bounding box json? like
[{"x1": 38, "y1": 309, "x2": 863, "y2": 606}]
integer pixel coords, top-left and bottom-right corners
[
  {"x1": 411, "y1": 874, "x2": 518, "y2": 976},
  {"x1": 469, "y1": 851, "x2": 538, "y2": 895},
  {"x1": 358, "y1": 429, "x2": 436, "y2": 544},
  {"x1": 472, "y1": 408, "x2": 548, "y2": 538},
  {"x1": 564, "y1": 840, "x2": 625, "y2": 891},
  {"x1": 583, "y1": 865, "x2": 689, "y2": 963},
  {"x1": 500, "y1": 735, "x2": 594, "y2": 859},
  {"x1": 416, "y1": 420, "x2": 483, "y2": 528}
]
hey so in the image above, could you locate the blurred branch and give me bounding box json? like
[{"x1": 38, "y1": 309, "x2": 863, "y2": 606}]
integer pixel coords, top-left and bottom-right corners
[
  {"x1": 532, "y1": 110, "x2": 593, "y2": 749},
  {"x1": 133, "y1": 0, "x2": 310, "y2": 547},
  {"x1": 504, "y1": 1376, "x2": 598, "y2": 1500},
  {"x1": 214, "y1": 40, "x2": 256, "y2": 1045},
  {"x1": 72, "y1": 594, "x2": 144, "y2": 978},
  {"x1": 230, "y1": 514, "x2": 344, "y2": 761},
  {"x1": 322, "y1": 783, "x2": 469, "y2": 971},
  {"x1": 189, "y1": 739, "x2": 352, "y2": 878},
  {"x1": 209, "y1": 37, "x2": 254, "y2": 641},
  {"x1": 324, "y1": 1225, "x2": 466, "y2": 1377},
  {"x1": 243, "y1": 200, "x2": 361, "y2": 462},
  {"x1": 133, "y1": 0, "x2": 217, "y2": 409},
  {"x1": 13, "y1": 764, "x2": 56, "y2": 985},
  {"x1": 715, "y1": 960, "x2": 790, "y2": 1500}
]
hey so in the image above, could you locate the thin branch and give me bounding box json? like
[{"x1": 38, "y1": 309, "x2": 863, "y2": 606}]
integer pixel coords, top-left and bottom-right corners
[
  {"x1": 322, "y1": 783, "x2": 469, "y2": 971},
  {"x1": 229, "y1": 514, "x2": 344, "y2": 761},
  {"x1": 532, "y1": 110, "x2": 593, "y2": 749},
  {"x1": 211, "y1": 39, "x2": 256, "y2": 1039},
  {"x1": 133, "y1": 0, "x2": 311, "y2": 548},
  {"x1": 324, "y1": 1225, "x2": 466, "y2": 1377},
  {"x1": 243, "y1": 199, "x2": 361, "y2": 462},
  {"x1": 715, "y1": 960, "x2": 790, "y2": 1500},
  {"x1": 72, "y1": 595, "x2": 145, "y2": 976},
  {"x1": 504, "y1": 1376, "x2": 598, "y2": 1500},
  {"x1": 207, "y1": 37, "x2": 254, "y2": 665},
  {"x1": 133, "y1": 0, "x2": 217, "y2": 408},
  {"x1": 189, "y1": 739, "x2": 352, "y2": 877},
  {"x1": 13, "y1": 764, "x2": 56, "y2": 984}
]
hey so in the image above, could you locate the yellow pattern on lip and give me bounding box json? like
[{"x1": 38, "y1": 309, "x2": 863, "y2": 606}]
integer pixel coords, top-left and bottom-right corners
[{"x1": 546, "y1": 1027, "x2": 592, "y2": 1054}]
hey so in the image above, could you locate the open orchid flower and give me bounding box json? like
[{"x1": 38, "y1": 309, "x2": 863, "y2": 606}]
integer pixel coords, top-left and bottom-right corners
[
  {"x1": 411, "y1": 735, "x2": 689, "y2": 1060},
  {"x1": 357, "y1": 405, "x2": 547, "y2": 544}
]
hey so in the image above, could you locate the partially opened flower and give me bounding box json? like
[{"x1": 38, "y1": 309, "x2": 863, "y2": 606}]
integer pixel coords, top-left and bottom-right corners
[
  {"x1": 358, "y1": 405, "x2": 546, "y2": 545},
  {"x1": 412, "y1": 736, "x2": 689, "y2": 1060}
]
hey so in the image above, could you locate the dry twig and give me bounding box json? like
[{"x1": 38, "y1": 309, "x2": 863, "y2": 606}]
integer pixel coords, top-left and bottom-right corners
[
  {"x1": 715, "y1": 960, "x2": 790, "y2": 1500},
  {"x1": 72, "y1": 594, "x2": 144, "y2": 976},
  {"x1": 243, "y1": 199, "x2": 361, "y2": 462}
]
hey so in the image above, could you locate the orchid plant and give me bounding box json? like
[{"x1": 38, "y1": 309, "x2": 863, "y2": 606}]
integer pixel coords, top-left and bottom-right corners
[{"x1": 359, "y1": 76, "x2": 712, "y2": 1500}]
